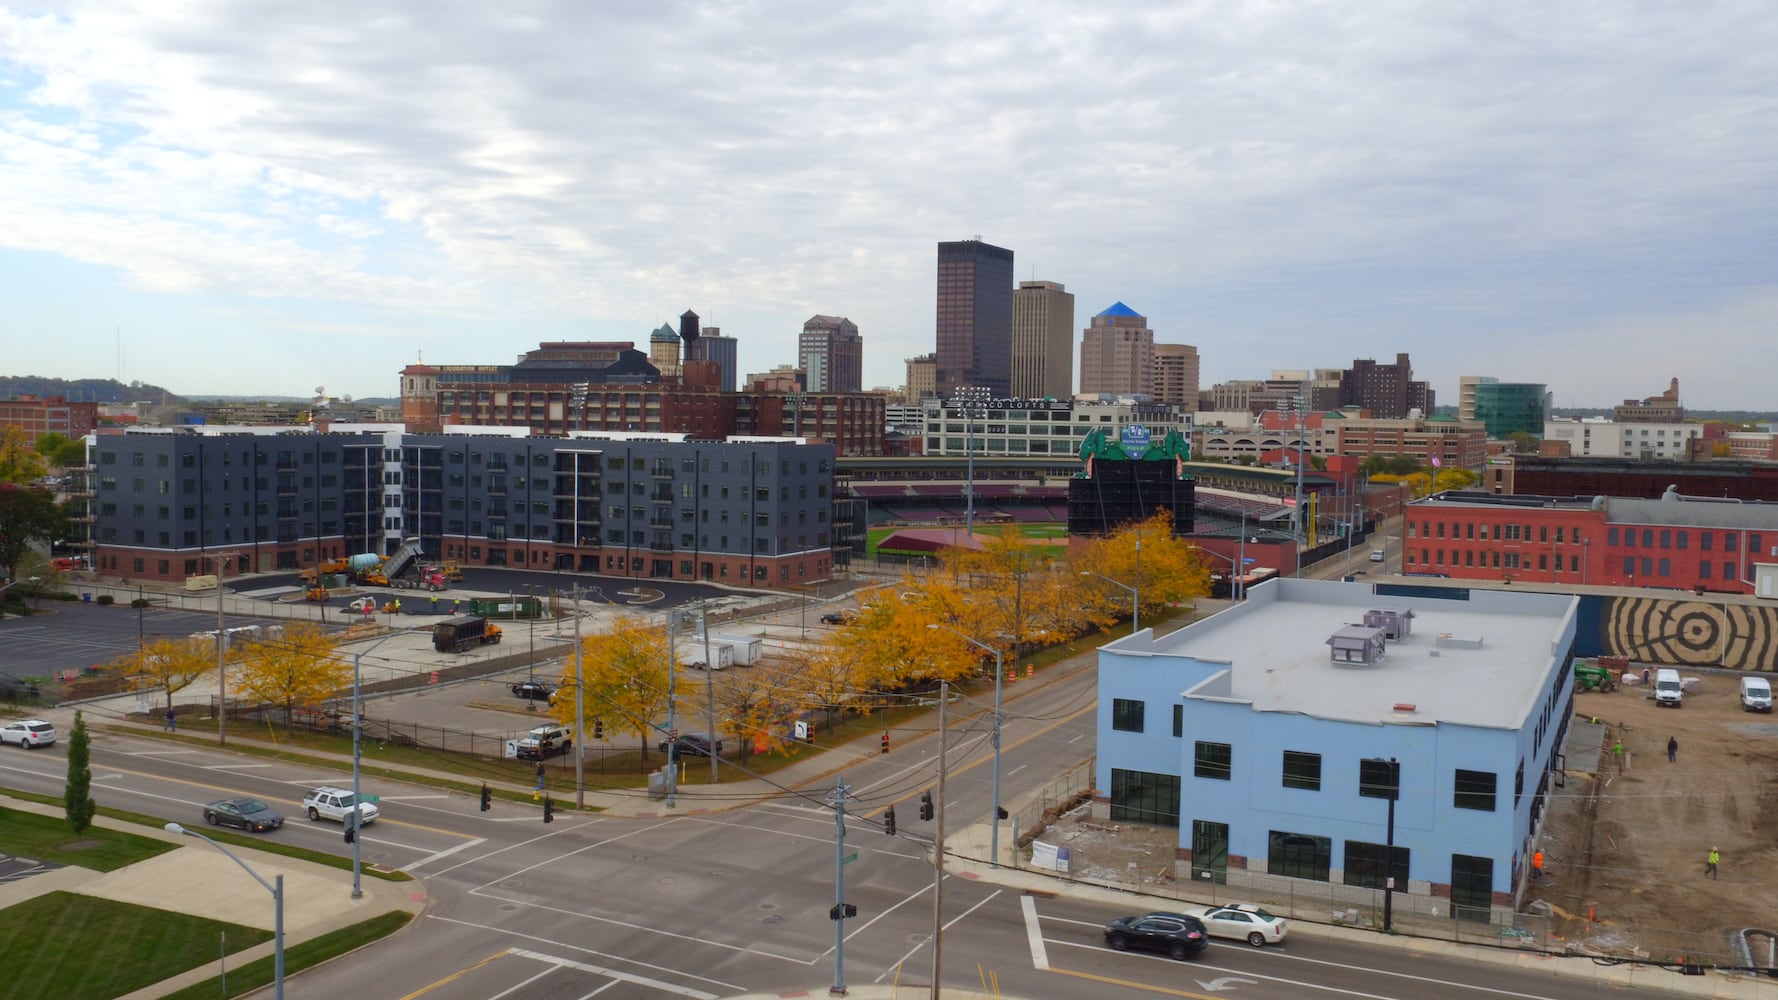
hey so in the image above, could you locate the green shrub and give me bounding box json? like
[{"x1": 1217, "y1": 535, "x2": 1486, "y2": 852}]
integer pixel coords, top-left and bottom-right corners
[
  {"x1": 130, "y1": 598, "x2": 151, "y2": 609},
  {"x1": 96, "y1": 594, "x2": 114, "y2": 606}
]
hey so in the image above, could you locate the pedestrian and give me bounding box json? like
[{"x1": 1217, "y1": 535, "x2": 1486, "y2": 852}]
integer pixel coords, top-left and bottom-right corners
[
  {"x1": 165, "y1": 708, "x2": 176, "y2": 733},
  {"x1": 1668, "y1": 736, "x2": 1678, "y2": 763},
  {"x1": 1706, "y1": 847, "x2": 1720, "y2": 879},
  {"x1": 1642, "y1": 666, "x2": 1651, "y2": 687},
  {"x1": 1532, "y1": 850, "x2": 1544, "y2": 880}
]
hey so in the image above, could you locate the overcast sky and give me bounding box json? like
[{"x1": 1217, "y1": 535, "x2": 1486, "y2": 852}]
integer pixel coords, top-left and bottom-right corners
[{"x1": 3, "y1": 1, "x2": 1775, "y2": 410}]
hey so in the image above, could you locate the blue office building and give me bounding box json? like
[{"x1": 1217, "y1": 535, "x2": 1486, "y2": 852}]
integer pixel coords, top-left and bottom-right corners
[{"x1": 1095, "y1": 579, "x2": 1577, "y2": 925}]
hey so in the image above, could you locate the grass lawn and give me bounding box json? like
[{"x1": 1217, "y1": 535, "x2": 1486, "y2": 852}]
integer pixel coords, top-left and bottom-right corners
[
  {"x1": 0, "y1": 892, "x2": 271, "y2": 1000},
  {"x1": 0, "y1": 806, "x2": 176, "y2": 871},
  {"x1": 159, "y1": 911, "x2": 412, "y2": 1000}
]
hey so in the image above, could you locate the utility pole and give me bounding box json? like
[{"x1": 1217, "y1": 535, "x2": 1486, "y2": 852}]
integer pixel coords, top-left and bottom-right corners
[
  {"x1": 563, "y1": 586, "x2": 589, "y2": 809},
  {"x1": 929, "y1": 680, "x2": 948, "y2": 999},
  {"x1": 700, "y1": 601, "x2": 717, "y2": 783},
  {"x1": 666, "y1": 614, "x2": 678, "y2": 808},
  {"x1": 1293, "y1": 394, "x2": 1307, "y2": 577},
  {"x1": 208, "y1": 552, "x2": 238, "y2": 747},
  {"x1": 830, "y1": 777, "x2": 850, "y2": 996}
]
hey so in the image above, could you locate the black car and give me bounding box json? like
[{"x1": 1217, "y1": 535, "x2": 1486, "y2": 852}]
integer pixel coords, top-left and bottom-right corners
[
  {"x1": 1103, "y1": 912, "x2": 1208, "y2": 961},
  {"x1": 658, "y1": 731, "x2": 724, "y2": 756},
  {"x1": 819, "y1": 609, "x2": 855, "y2": 625},
  {"x1": 511, "y1": 680, "x2": 554, "y2": 700},
  {"x1": 202, "y1": 797, "x2": 285, "y2": 833}
]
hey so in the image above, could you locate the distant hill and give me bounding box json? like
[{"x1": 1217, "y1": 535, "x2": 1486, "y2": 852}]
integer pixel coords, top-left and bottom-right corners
[{"x1": 0, "y1": 376, "x2": 181, "y2": 405}]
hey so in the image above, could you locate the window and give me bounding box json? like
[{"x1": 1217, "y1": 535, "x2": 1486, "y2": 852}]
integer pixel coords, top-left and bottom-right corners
[
  {"x1": 1343, "y1": 840, "x2": 1409, "y2": 889},
  {"x1": 1268, "y1": 831, "x2": 1331, "y2": 881},
  {"x1": 1453, "y1": 769, "x2": 1496, "y2": 811},
  {"x1": 1194, "y1": 741, "x2": 1232, "y2": 781},
  {"x1": 1358, "y1": 759, "x2": 1399, "y2": 799},
  {"x1": 1171, "y1": 704, "x2": 1183, "y2": 738},
  {"x1": 1111, "y1": 698, "x2": 1145, "y2": 733},
  {"x1": 1282, "y1": 751, "x2": 1321, "y2": 791},
  {"x1": 1109, "y1": 769, "x2": 1180, "y2": 827},
  {"x1": 1701, "y1": 531, "x2": 1713, "y2": 551}
]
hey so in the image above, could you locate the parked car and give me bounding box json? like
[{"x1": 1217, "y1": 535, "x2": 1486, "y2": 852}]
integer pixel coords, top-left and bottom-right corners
[
  {"x1": 517, "y1": 724, "x2": 573, "y2": 760},
  {"x1": 819, "y1": 609, "x2": 856, "y2": 625},
  {"x1": 203, "y1": 797, "x2": 284, "y2": 832},
  {"x1": 1103, "y1": 912, "x2": 1208, "y2": 960},
  {"x1": 301, "y1": 786, "x2": 380, "y2": 826},
  {"x1": 658, "y1": 731, "x2": 724, "y2": 756},
  {"x1": 1, "y1": 719, "x2": 57, "y2": 749},
  {"x1": 511, "y1": 680, "x2": 554, "y2": 701},
  {"x1": 1194, "y1": 903, "x2": 1288, "y2": 947},
  {"x1": 1369, "y1": 549, "x2": 1386, "y2": 562}
]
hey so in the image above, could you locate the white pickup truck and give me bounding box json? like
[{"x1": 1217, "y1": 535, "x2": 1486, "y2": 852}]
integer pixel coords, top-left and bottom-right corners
[{"x1": 301, "y1": 786, "x2": 380, "y2": 826}]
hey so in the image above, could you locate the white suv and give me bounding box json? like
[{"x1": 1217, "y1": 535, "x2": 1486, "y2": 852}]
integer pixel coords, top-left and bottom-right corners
[
  {"x1": 1, "y1": 720, "x2": 57, "y2": 749},
  {"x1": 301, "y1": 786, "x2": 380, "y2": 825},
  {"x1": 517, "y1": 724, "x2": 573, "y2": 760}
]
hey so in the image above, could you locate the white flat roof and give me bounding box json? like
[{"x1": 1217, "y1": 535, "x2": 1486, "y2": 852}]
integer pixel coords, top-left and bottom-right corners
[{"x1": 1130, "y1": 579, "x2": 1575, "y2": 729}]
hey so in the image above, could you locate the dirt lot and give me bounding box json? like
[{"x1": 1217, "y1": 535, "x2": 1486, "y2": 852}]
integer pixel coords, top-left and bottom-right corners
[
  {"x1": 1038, "y1": 669, "x2": 1778, "y2": 961},
  {"x1": 1535, "y1": 672, "x2": 1778, "y2": 958}
]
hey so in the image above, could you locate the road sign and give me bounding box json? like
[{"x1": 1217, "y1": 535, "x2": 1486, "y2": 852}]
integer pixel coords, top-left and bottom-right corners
[
  {"x1": 363, "y1": 795, "x2": 380, "y2": 802},
  {"x1": 842, "y1": 851, "x2": 859, "y2": 866},
  {"x1": 668, "y1": 728, "x2": 679, "y2": 742}
]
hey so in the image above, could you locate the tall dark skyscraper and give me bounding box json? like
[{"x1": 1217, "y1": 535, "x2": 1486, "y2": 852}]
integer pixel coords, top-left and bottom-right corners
[{"x1": 935, "y1": 239, "x2": 1014, "y2": 397}]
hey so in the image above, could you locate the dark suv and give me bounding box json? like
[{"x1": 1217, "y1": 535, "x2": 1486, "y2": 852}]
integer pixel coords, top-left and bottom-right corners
[
  {"x1": 511, "y1": 680, "x2": 553, "y2": 701},
  {"x1": 1103, "y1": 912, "x2": 1208, "y2": 960},
  {"x1": 819, "y1": 609, "x2": 856, "y2": 625},
  {"x1": 658, "y1": 731, "x2": 724, "y2": 757}
]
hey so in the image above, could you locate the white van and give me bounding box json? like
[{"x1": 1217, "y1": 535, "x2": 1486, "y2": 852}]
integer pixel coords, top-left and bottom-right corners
[
  {"x1": 1654, "y1": 669, "x2": 1684, "y2": 708},
  {"x1": 1741, "y1": 675, "x2": 1773, "y2": 712}
]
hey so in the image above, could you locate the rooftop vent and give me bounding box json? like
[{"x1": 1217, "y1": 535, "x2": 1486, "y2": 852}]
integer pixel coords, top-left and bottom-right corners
[
  {"x1": 1328, "y1": 625, "x2": 1387, "y2": 666},
  {"x1": 1392, "y1": 703, "x2": 1418, "y2": 713},
  {"x1": 1436, "y1": 632, "x2": 1484, "y2": 649},
  {"x1": 1363, "y1": 608, "x2": 1416, "y2": 640}
]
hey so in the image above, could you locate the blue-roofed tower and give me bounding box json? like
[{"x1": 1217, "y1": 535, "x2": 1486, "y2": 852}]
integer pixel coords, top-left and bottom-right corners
[{"x1": 1080, "y1": 301, "x2": 1155, "y2": 397}]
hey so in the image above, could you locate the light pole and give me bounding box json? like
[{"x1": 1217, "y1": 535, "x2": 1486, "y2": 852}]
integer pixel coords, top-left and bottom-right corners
[
  {"x1": 523, "y1": 584, "x2": 539, "y2": 687},
  {"x1": 1080, "y1": 572, "x2": 1138, "y2": 635},
  {"x1": 165, "y1": 823, "x2": 283, "y2": 999},
  {"x1": 952, "y1": 385, "x2": 989, "y2": 535},
  {"x1": 1363, "y1": 757, "x2": 1400, "y2": 932},
  {"x1": 1198, "y1": 545, "x2": 1256, "y2": 601},
  {"x1": 350, "y1": 628, "x2": 406, "y2": 898},
  {"x1": 927, "y1": 624, "x2": 1004, "y2": 868}
]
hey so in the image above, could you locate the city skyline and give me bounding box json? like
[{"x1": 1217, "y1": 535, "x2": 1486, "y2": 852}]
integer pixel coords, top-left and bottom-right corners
[{"x1": 2, "y1": 3, "x2": 1775, "y2": 408}]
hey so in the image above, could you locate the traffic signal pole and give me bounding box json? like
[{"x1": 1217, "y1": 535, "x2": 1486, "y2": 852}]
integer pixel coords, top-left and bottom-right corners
[
  {"x1": 831, "y1": 777, "x2": 849, "y2": 996},
  {"x1": 929, "y1": 680, "x2": 947, "y2": 999}
]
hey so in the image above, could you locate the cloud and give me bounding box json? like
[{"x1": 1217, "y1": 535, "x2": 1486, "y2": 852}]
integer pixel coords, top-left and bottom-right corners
[{"x1": 0, "y1": 1, "x2": 1775, "y2": 405}]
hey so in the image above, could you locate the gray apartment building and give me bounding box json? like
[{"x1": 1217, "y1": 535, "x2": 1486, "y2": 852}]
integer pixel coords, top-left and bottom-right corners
[{"x1": 88, "y1": 427, "x2": 838, "y2": 587}]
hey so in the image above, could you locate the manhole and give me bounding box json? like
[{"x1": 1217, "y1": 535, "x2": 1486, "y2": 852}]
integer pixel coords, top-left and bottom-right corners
[
  {"x1": 758, "y1": 902, "x2": 778, "y2": 912},
  {"x1": 501, "y1": 878, "x2": 525, "y2": 890},
  {"x1": 763, "y1": 915, "x2": 783, "y2": 925}
]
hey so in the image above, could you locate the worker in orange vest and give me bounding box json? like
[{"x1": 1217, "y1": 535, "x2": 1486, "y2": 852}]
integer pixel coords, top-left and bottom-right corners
[{"x1": 1532, "y1": 850, "x2": 1545, "y2": 879}]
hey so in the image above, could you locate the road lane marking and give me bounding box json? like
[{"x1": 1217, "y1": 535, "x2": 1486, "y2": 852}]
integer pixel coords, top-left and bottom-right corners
[
  {"x1": 432, "y1": 816, "x2": 669, "y2": 880},
  {"x1": 487, "y1": 962, "x2": 560, "y2": 999},
  {"x1": 398, "y1": 949, "x2": 508, "y2": 998},
  {"x1": 425, "y1": 915, "x2": 746, "y2": 990},
  {"x1": 872, "y1": 882, "x2": 1004, "y2": 983},
  {"x1": 1022, "y1": 895, "x2": 1050, "y2": 970},
  {"x1": 1046, "y1": 965, "x2": 1218, "y2": 998},
  {"x1": 509, "y1": 948, "x2": 719, "y2": 999},
  {"x1": 471, "y1": 887, "x2": 814, "y2": 966},
  {"x1": 400, "y1": 837, "x2": 486, "y2": 873}
]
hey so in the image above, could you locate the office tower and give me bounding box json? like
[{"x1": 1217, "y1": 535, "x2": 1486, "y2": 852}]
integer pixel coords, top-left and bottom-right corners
[
  {"x1": 697, "y1": 327, "x2": 738, "y2": 392},
  {"x1": 1152, "y1": 343, "x2": 1200, "y2": 410},
  {"x1": 1337, "y1": 353, "x2": 1434, "y2": 419},
  {"x1": 799, "y1": 315, "x2": 863, "y2": 393},
  {"x1": 1078, "y1": 302, "x2": 1154, "y2": 397},
  {"x1": 935, "y1": 239, "x2": 1014, "y2": 396},
  {"x1": 1458, "y1": 376, "x2": 1498, "y2": 422},
  {"x1": 904, "y1": 353, "x2": 937, "y2": 403},
  {"x1": 1011, "y1": 280, "x2": 1075, "y2": 399}
]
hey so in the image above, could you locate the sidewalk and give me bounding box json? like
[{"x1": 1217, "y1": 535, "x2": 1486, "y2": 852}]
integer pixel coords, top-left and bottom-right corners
[{"x1": 0, "y1": 794, "x2": 424, "y2": 1000}]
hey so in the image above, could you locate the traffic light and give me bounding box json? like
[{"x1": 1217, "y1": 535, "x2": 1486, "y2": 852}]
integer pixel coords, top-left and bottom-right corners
[
  {"x1": 543, "y1": 795, "x2": 555, "y2": 823},
  {"x1": 997, "y1": 806, "x2": 1008, "y2": 820},
  {"x1": 344, "y1": 817, "x2": 356, "y2": 844},
  {"x1": 594, "y1": 718, "x2": 604, "y2": 740},
  {"x1": 919, "y1": 791, "x2": 934, "y2": 821},
  {"x1": 829, "y1": 902, "x2": 858, "y2": 921},
  {"x1": 480, "y1": 783, "x2": 492, "y2": 812},
  {"x1": 884, "y1": 805, "x2": 896, "y2": 836},
  {"x1": 880, "y1": 731, "x2": 890, "y2": 754}
]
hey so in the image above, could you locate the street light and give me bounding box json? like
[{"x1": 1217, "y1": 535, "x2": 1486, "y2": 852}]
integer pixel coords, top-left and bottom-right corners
[
  {"x1": 164, "y1": 822, "x2": 283, "y2": 999},
  {"x1": 1080, "y1": 572, "x2": 1138, "y2": 635},
  {"x1": 1362, "y1": 757, "x2": 1400, "y2": 932},
  {"x1": 350, "y1": 628, "x2": 407, "y2": 898},
  {"x1": 927, "y1": 623, "x2": 1005, "y2": 868}
]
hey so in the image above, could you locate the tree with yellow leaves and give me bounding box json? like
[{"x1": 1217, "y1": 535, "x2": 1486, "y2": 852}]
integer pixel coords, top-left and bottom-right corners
[
  {"x1": 232, "y1": 622, "x2": 351, "y2": 719},
  {"x1": 125, "y1": 637, "x2": 214, "y2": 710},
  {"x1": 831, "y1": 581, "x2": 982, "y2": 694},
  {"x1": 714, "y1": 656, "x2": 804, "y2": 759},
  {"x1": 553, "y1": 614, "x2": 678, "y2": 761},
  {"x1": 1074, "y1": 511, "x2": 1210, "y2": 628}
]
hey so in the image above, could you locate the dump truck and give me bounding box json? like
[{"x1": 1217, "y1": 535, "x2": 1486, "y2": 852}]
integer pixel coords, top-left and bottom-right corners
[
  {"x1": 432, "y1": 615, "x2": 504, "y2": 653},
  {"x1": 299, "y1": 557, "x2": 350, "y2": 584},
  {"x1": 363, "y1": 538, "x2": 432, "y2": 588}
]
